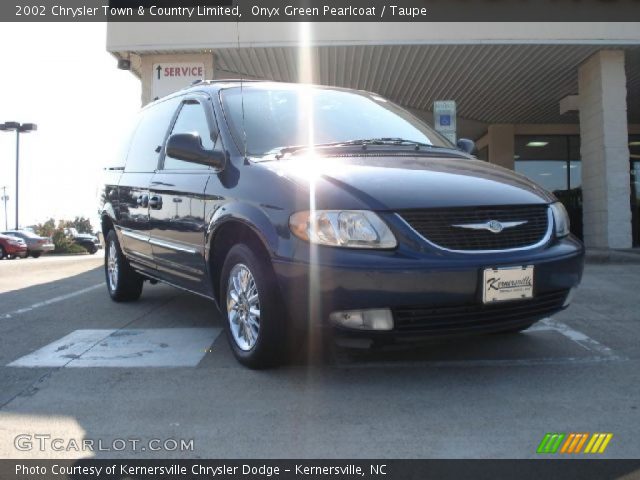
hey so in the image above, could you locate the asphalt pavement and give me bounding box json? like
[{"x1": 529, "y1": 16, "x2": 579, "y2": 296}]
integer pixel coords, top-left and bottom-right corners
[{"x1": 0, "y1": 253, "x2": 638, "y2": 459}]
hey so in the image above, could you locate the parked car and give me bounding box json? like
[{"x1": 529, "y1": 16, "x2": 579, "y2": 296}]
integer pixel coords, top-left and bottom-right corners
[
  {"x1": 99, "y1": 80, "x2": 584, "y2": 368},
  {"x1": 0, "y1": 233, "x2": 28, "y2": 259},
  {"x1": 64, "y1": 228, "x2": 101, "y2": 254},
  {"x1": 2, "y1": 230, "x2": 54, "y2": 258}
]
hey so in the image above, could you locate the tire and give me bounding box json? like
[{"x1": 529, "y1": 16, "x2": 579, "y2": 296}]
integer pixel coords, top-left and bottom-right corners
[
  {"x1": 30, "y1": 251, "x2": 41, "y2": 258},
  {"x1": 88, "y1": 245, "x2": 98, "y2": 255},
  {"x1": 0, "y1": 246, "x2": 4, "y2": 259},
  {"x1": 105, "y1": 230, "x2": 143, "y2": 302},
  {"x1": 221, "y1": 244, "x2": 286, "y2": 369}
]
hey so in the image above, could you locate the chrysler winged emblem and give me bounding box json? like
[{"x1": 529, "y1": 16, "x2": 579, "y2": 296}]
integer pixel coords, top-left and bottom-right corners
[{"x1": 451, "y1": 219, "x2": 527, "y2": 234}]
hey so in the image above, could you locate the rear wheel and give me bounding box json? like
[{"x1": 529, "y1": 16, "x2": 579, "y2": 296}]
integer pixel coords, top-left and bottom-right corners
[
  {"x1": 30, "y1": 251, "x2": 41, "y2": 258},
  {"x1": 221, "y1": 244, "x2": 286, "y2": 369},
  {"x1": 0, "y1": 246, "x2": 4, "y2": 259},
  {"x1": 105, "y1": 230, "x2": 143, "y2": 302}
]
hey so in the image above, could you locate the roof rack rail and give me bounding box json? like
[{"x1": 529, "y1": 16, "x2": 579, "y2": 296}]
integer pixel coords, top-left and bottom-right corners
[{"x1": 180, "y1": 78, "x2": 269, "y2": 90}]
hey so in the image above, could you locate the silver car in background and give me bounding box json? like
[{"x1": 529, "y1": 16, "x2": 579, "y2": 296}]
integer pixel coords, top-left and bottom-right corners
[{"x1": 2, "y1": 230, "x2": 54, "y2": 258}]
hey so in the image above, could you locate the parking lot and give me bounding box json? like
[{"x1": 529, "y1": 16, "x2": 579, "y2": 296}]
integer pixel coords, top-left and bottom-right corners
[{"x1": 0, "y1": 254, "x2": 639, "y2": 459}]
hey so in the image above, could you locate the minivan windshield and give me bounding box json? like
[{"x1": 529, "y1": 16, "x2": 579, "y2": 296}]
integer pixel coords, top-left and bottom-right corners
[{"x1": 221, "y1": 85, "x2": 451, "y2": 157}]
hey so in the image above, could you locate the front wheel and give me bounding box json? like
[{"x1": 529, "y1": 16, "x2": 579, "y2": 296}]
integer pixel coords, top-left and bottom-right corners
[
  {"x1": 87, "y1": 244, "x2": 98, "y2": 254},
  {"x1": 221, "y1": 244, "x2": 286, "y2": 369},
  {"x1": 105, "y1": 230, "x2": 143, "y2": 302},
  {"x1": 0, "y1": 246, "x2": 5, "y2": 259}
]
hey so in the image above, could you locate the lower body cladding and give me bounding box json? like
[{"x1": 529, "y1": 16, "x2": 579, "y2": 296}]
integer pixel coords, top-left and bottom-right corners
[{"x1": 272, "y1": 236, "x2": 584, "y2": 344}]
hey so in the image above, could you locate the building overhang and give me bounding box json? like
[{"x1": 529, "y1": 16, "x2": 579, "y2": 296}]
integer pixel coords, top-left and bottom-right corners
[{"x1": 107, "y1": 22, "x2": 640, "y2": 128}]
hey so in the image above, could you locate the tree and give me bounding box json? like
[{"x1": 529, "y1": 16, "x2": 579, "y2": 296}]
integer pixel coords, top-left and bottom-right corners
[
  {"x1": 61, "y1": 216, "x2": 94, "y2": 234},
  {"x1": 33, "y1": 218, "x2": 56, "y2": 238}
]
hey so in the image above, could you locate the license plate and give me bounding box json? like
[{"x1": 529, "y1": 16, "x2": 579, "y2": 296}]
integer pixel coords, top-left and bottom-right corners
[{"x1": 482, "y1": 266, "x2": 534, "y2": 303}]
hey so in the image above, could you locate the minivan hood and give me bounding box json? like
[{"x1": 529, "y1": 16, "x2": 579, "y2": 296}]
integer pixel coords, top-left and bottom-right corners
[{"x1": 263, "y1": 154, "x2": 555, "y2": 210}]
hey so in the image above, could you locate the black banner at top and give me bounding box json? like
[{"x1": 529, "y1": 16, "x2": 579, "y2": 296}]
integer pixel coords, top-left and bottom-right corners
[{"x1": 3, "y1": 0, "x2": 640, "y2": 21}]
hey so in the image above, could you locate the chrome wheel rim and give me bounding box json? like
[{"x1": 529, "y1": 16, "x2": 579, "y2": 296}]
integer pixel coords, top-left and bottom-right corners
[
  {"x1": 226, "y1": 263, "x2": 260, "y2": 351},
  {"x1": 107, "y1": 241, "x2": 119, "y2": 292}
]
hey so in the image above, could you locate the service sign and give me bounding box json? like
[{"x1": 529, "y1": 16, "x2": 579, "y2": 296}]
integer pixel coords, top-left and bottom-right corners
[
  {"x1": 433, "y1": 100, "x2": 457, "y2": 144},
  {"x1": 151, "y1": 63, "x2": 205, "y2": 100}
]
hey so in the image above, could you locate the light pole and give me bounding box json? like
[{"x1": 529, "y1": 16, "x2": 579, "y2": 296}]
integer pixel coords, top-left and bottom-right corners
[
  {"x1": 1, "y1": 186, "x2": 8, "y2": 231},
  {"x1": 0, "y1": 122, "x2": 37, "y2": 229}
]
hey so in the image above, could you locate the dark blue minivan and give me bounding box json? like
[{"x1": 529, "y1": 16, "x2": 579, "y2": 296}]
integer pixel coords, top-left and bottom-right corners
[{"x1": 99, "y1": 81, "x2": 584, "y2": 368}]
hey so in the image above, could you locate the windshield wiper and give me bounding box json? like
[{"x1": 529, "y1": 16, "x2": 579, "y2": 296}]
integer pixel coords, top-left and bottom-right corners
[
  {"x1": 362, "y1": 137, "x2": 435, "y2": 147},
  {"x1": 270, "y1": 138, "x2": 445, "y2": 159}
]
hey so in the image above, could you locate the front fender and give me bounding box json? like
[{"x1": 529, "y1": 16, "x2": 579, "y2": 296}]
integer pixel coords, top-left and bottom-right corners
[
  {"x1": 205, "y1": 202, "x2": 282, "y2": 260},
  {"x1": 100, "y1": 202, "x2": 118, "y2": 224},
  {"x1": 98, "y1": 168, "x2": 123, "y2": 231}
]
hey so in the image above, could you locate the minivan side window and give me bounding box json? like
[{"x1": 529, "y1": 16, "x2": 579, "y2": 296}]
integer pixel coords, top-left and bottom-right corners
[
  {"x1": 163, "y1": 100, "x2": 218, "y2": 170},
  {"x1": 124, "y1": 98, "x2": 180, "y2": 173},
  {"x1": 114, "y1": 115, "x2": 140, "y2": 168}
]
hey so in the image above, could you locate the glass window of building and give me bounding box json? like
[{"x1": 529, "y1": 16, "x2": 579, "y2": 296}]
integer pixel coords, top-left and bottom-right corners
[
  {"x1": 514, "y1": 135, "x2": 582, "y2": 238},
  {"x1": 476, "y1": 146, "x2": 488, "y2": 162},
  {"x1": 514, "y1": 136, "x2": 576, "y2": 192},
  {"x1": 630, "y1": 134, "x2": 640, "y2": 246}
]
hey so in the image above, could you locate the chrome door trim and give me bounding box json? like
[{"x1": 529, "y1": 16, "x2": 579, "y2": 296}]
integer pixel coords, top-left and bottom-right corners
[
  {"x1": 121, "y1": 229, "x2": 149, "y2": 243},
  {"x1": 148, "y1": 236, "x2": 199, "y2": 255}
]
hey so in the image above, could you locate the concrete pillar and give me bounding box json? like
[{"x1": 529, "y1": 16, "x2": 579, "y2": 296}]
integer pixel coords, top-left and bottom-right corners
[
  {"x1": 487, "y1": 124, "x2": 515, "y2": 170},
  {"x1": 578, "y1": 50, "x2": 632, "y2": 249},
  {"x1": 139, "y1": 53, "x2": 214, "y2": 105}
]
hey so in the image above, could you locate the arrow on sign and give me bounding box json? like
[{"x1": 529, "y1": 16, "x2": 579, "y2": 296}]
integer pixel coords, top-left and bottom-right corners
[{"x1": 156, "y1": 65, "x2": 162, "y2": 80}]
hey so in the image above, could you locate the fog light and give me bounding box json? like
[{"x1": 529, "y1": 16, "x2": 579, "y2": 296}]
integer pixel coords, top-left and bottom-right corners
[
  {"x1": 330, "y1": 309, "x2": 394, "y2": 331},
  {"x1": 562, "y1": 288, "x2": 576, "y2": 307}
]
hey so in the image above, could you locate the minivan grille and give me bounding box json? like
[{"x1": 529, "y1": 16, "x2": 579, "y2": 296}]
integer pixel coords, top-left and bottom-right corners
[
  {"x1": 393, "y1": 289, "x2": 569, "y2": 333},
  {"x1": 398, "y1": 205, "x2": 550, "y2": 251}
]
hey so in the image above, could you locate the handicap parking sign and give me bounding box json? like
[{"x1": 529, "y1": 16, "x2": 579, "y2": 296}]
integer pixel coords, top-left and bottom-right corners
[{"x1": 433, "y1": 100, "x2": 457, "y2": 143}]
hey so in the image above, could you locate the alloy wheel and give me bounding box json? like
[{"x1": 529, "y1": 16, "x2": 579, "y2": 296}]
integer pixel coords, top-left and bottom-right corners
[
  {"x1": 226, "y1": 263, "x2": 261, "y2": 351},
  {"x1": 107, "y1": 241, "x2": 119, "y2": 292}
]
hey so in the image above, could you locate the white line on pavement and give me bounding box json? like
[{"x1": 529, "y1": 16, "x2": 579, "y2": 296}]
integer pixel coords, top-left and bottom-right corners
[
  {"x1": 539, "y1": 317, "x2": 620, "y2": 358},
  {"x1": 1, "y1": 283, "x2": 104, "y2": 319},
  {"x1": 334, "y1": 318, "x2": 624, "y2": 368}
]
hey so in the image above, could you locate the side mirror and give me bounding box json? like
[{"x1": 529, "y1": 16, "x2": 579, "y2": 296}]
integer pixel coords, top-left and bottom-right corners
[
  {"x1": 456, "y1": 138, "x2": 475, "y2": 154},
  {"x1": 165, "y1": 133, "x2": 225, "y2": 169}
]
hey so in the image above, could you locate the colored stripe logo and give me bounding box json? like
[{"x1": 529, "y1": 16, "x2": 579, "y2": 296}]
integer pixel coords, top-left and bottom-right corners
[{"x1": 537, "y1": 433, "x2": 613, "y2": 454}]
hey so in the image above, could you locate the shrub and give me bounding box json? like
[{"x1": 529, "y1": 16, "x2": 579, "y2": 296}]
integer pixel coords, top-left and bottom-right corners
[
  {"x1": 32, "y1": 218, "x2": 94, "y2": 254},
  {"x1": 66, "y1": 243, "x2": 88, "y2": 254},
  {"x1": 51, "y1": 228, "x2": 87, "y2": 254}
]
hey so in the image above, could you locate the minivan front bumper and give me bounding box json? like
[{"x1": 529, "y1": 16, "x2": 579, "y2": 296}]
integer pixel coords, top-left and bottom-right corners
[{"x1": 271, "y1": 235, "x2": 584, "y2": 338}]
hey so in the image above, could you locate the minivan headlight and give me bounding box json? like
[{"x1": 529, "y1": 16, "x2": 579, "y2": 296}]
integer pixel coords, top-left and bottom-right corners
[
  {"x1": 290, "y1": 210, "x2": 397, "y2": 249},
  {"x1": 550, "y1": 202, "x2": 570, "y2": 238}
]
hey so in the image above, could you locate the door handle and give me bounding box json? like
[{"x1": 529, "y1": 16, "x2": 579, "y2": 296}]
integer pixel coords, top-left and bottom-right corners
[
  {"x1": 149, "y1": 195, "x2": 163, "y2": 210},
  {"x1": 136, "y1": 194, "x2": 149, "y2": 208}
]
